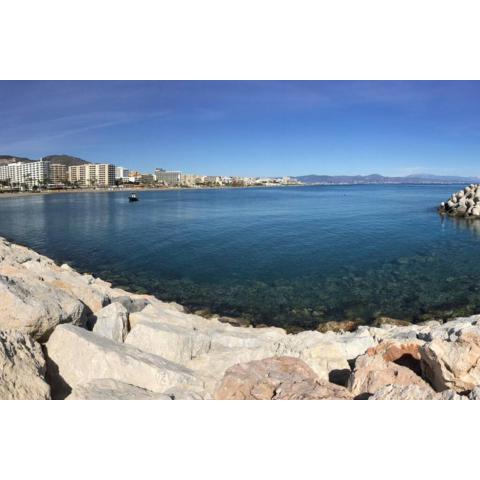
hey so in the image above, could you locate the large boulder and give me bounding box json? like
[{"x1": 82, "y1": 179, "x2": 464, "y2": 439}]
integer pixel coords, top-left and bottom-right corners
[
  {"x1": 128, "y1": 305, "x2": 358, "y2": 385},
  {"x1": 214, "y1": 356, "x2": 352, "y2": 400},
  {"x1": 67, "y1": 379, "x2": 172, "y2": 400},
  {"x1": 348, "y1": 353, "x2": 433, "y2": 397},
  {"x1": 0, "y1": 274, "x2": 86, "y2": 340},
  {"x1": 0, "y1": 252, "x2": 109, "y2": 314},
  {"x1": 93, "y1": 302, "x2": 129, "y2": 343},
  {"x1": 420, "y1": 328, "x2": 480, "y2": 392},
  {"x1": 0, "y1": 330, "x2": 50, "y2": 399},
  {"x1": 44, "y1": 324, "x2": 204, "y2": 398}
]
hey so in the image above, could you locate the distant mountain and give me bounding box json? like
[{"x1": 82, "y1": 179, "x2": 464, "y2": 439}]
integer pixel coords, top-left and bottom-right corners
[
  {"x1": 0, "y1": 154, "x2": 91, "y2": 167},
  {"x1": 295, "y1": 173, "x2": 480, "y2": 185}
]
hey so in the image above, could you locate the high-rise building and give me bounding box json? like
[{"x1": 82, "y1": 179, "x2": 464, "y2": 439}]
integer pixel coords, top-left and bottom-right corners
[
  {"x1": 68, "y1": 164, "x2": 116, "y2": 187},
  {"x1": 49, "y1": 164, "x2": 68, "y2": 184},
  {"x1": 115, "y1": 166, "x2": 130, "y2": 181},
  {"x1": 0, "y1": 159, "x2": 50, "y2": 186}
]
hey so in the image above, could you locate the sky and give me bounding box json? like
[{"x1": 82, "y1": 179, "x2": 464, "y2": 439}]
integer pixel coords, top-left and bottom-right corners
[{"x1": 1, "y1": 80, "x2": 480, "y2": 177}]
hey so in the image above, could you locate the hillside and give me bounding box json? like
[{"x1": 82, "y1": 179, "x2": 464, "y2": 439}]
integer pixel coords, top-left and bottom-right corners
[
  {"x1": 0, "y1": 154, "x2": 90, "y2": 167},
  {"x1": 41, "y1": 155, "x2": 90, "y2": 167},
  {"x1": 0, "y1": 155, "x2": 34, "y2": 166}
]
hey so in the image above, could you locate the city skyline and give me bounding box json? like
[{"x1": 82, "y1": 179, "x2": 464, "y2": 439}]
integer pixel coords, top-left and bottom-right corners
[{"x1": 2, "y1": 81, "x2": 480, "y2": 177}]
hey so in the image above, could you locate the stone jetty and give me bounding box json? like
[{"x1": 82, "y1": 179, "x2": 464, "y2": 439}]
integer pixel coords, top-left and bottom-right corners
[
  {"x1": 438, "y1": 183, "x2": 480, "y2": 217},
  {"x1": 2, "y1": 236, "x2": 480, "y2": 400}
]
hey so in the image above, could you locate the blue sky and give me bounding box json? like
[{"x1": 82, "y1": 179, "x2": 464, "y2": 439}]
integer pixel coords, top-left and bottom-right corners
[{"x1": 1, "y1": 80, "x2": 479, "y2": 177}]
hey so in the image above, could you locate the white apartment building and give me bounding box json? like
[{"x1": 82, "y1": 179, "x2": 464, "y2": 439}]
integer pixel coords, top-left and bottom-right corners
[
  {"x1": 68, "y1": 164, "x2": 116, "y2": 187},
  {"x1": 0, "y1": 159, "x2": 50, "y2": 186},
  {"x1": 115, "y1": 166, "x2": 130, "y2": 181}
]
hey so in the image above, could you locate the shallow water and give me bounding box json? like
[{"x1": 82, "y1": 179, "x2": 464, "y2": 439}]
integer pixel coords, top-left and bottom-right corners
[{"x1": 1, "y1": 185, "x2": 479, "y2": 329}]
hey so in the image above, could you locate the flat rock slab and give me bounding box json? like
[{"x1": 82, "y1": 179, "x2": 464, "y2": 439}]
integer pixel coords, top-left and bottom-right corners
[
  {"x1": 67, "y1": 379, "x2": 173, "y2": 400},
  {"x1": 45, "y1": 324, "x2": 204, "y2": 398}
]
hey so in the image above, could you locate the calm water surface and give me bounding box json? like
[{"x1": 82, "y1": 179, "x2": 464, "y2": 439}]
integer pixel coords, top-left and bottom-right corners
[{"x1": 1, "y1": 185, "x2": 479, "y2": 329}]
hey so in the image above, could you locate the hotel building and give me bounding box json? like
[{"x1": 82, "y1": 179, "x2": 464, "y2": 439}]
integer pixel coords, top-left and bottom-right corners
[
  {"x1": 49, "y1": 164, "x2": 68, "y2": 184},
  {"x1": 0, "y1": 159, "x2": 50, "y2": 186},
  {"x1": 68, "y1": 164, "x2": 116, "y2": 187},
  {"x1": 155, "y1": 169, "x2": 183, "y2": 186}
]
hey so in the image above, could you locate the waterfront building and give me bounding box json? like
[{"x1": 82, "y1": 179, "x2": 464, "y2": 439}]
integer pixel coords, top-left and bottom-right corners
[
  {"x1": 115, "y1": 166, "x2": 130, "y2": 181},
  {"x1": 155, "y1": 170, "x2": 183, "y2": 186},
  {"x1": 68, "y1": 163, "x2": 116, "y2": 187},
  {"x1": 140, "y1": 173, "x2": 155, "y2": 184},
  {"x1": 204, "y1": 175, "x2": 222, "y2": 185},
  {"x1": 127, "y1": 170, "x2": 142, "y2": 183},
  {"x1": 49, "y1": 164, "x2": 68, "y2": 184},
  {"x1": 0, "y1": 159, "x2": 50, "y2": 186}
]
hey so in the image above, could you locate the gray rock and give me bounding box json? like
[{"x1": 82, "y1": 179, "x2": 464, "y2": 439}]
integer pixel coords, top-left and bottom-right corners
[
  {"x1": 0, "y1": 330, "x2": 50, "y2": 399},
  {"x1": 111, "y1": 295, "x2": 149, "y2": 313}
]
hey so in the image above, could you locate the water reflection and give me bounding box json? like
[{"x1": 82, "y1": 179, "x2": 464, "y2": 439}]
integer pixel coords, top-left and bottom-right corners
[{"x1": 443, "y1": 215, "x2": 480, "y2": 237}]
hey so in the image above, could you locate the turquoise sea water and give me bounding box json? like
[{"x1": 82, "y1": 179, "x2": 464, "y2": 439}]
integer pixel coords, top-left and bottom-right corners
[{"x1": 1, "y1": 185, "x2": 480, "y2": 329}]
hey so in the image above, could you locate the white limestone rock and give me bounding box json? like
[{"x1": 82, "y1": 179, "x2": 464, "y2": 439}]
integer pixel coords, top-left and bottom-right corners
[
  {"x1": 45, "y1": 324, "x2": 204, "y2": 398},
  {"x1": 93, "y1": 302, "x2": 129, "y2": 343},
  {"x1": 420, "y1": 327, "x2": 480, "y2": 392},
  {"x1": 0, "y1": 274, "x2": 86, "y2": 340},
  {"x1": 67, "y1": 379, "x2": 172, "y2": 400}
]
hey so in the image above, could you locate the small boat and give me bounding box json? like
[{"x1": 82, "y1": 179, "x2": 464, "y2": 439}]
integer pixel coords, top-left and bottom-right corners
[{"x1": 128, "y1": 193, "x2": 139, "y2": 202}]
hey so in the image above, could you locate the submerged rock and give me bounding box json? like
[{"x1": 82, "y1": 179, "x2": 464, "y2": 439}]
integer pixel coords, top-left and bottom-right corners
[{"x1": 317, "y1": 319, "x2": 361, "y2": 333}]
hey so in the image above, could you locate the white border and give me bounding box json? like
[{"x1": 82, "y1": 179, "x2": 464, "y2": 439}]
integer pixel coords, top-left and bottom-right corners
[
  {"x1": 2, "y1": 0, "x2": 480, "y2": 80},
  {"x1": 2, "y1": 1, "x2": 480, "y2": 478}
]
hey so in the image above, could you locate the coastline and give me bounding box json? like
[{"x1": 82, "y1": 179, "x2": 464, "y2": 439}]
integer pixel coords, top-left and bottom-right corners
[
  {"x1": 0, "y1": 183, "x2": 304, "y2": 199},
  {"x1": 1, "y1": 236, "x2": 480, "y2": 400}
]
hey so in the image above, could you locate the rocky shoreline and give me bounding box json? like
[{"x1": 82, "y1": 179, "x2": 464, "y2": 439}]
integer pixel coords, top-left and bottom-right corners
[
  {"x1": 438, "y1": 183, "x2": 480, "y2": 217},
  {"x1": 1, "y1": 236, "x2": 480, "y2": 400}
]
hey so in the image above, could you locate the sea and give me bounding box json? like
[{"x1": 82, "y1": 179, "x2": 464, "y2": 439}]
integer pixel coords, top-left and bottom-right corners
[{"x1": 1, "y1": 184, "x2": 478, "y2": 330}]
